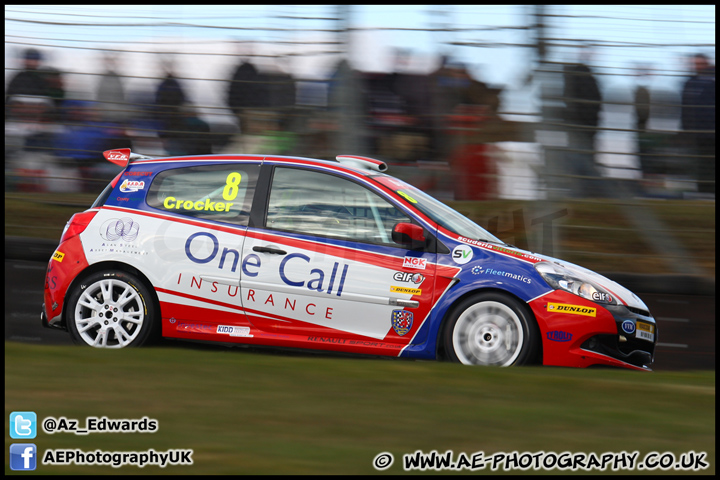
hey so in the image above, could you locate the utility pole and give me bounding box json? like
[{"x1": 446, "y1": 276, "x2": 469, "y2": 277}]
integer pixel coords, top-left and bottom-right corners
[
  {"x1": 533, "y1": 5, "x2": 565, "y2": 200},
  {"x1": 334, "y1": 5, "x2": 365, "y2": 155}
]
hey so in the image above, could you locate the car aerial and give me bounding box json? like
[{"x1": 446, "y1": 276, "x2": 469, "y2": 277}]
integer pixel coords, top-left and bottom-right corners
[{"x1": 42, "y1": 149, "x2": 657, "y2": 370}]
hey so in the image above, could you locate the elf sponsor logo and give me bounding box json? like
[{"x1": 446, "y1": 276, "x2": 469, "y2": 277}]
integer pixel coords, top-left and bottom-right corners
[
  {"x1": 403, "y1": 256, "x2": 427, "y2": 270},
  {"x1": 390, "y1": 285, "x2": 422, "y2": 295},
  {"x1": 591, "y1": 292, "x2": 614, "y2": 303},
  {"x1": 393, "y1": 272, "x2": 424, "y2": 284},
  {"x1": 451, "y1": 244, "x2": 473, "y2": 265},
  {"x1": 119, "y1": 178, "x2": 145, "y2": 193},
  {"x1": 217, "y1": 325, "x2": 253, "y2": 337},
  {"x1": 547, "y1": 302, "x2": 597, "y2": 317}
]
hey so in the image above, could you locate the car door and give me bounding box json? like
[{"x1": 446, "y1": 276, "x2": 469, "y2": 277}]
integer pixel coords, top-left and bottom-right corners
[{"x1": 241, "y1": 165, "x2": 440, "y2": 347}]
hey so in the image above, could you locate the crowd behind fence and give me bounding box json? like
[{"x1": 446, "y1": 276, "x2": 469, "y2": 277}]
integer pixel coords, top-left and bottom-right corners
[{"x1": 4, "y1": 6, "x2": 715, "y2": 274}]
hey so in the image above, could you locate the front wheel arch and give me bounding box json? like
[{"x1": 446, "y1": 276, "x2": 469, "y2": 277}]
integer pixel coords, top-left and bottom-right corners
[{"x1": 437, "y1": 289, "x2": 542, "y2": 366}]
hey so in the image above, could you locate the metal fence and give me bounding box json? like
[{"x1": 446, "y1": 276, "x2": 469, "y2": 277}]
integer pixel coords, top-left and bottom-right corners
[{"x1": 4, "y1": 5, "x2": 715, "y2": 275}]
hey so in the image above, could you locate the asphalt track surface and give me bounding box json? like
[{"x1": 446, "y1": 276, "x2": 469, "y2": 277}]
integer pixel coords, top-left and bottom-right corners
[{"x1": 5, "y1": 252, "x2": 715, "y2": 371}]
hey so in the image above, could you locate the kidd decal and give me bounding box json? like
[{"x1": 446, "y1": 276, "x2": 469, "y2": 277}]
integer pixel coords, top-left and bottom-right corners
[
  {"x1": 403, "y1": 256, "x2": 427, "y2": 270},
  {"x1": 547, "y1": 302, "x2": 597, "y2": 317},
  {"x1": 391, "y1": 310, "x2": 413, "y2": 336},
  {"x1": 217, "y1": 325, "x2": 253, "y2": 337}
]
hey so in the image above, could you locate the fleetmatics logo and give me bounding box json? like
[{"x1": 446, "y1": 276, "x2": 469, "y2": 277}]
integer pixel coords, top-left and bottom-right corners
[{"x1": 547, "y1": 303, "x2": 597, "y2": 317}]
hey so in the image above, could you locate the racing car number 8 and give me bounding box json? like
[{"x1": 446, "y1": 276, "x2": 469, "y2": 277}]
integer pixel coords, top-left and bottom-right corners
[{"x1": 222, "y1": 172, "x2": 242, "y2": 201}]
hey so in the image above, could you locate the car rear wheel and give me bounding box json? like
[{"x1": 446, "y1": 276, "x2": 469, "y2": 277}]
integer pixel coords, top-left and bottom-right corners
[
  {"x1": 443, "y1": 292, "x2": 539, "y2": 366},
  {"x1": 66, "y1": 270, "x2": 158, "y2": 348}
]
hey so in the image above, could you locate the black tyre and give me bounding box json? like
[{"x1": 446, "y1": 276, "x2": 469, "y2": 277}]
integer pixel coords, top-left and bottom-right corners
[
  {"x1": 443, "y1": 292, "x2": 540, "y2": 366},
  {"x1": 65, "y1": 270, "x2": 159, "y2": 348}
]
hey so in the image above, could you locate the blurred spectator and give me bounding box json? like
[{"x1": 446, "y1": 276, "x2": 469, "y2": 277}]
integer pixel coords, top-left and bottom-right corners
[
  {"x1": 328, "y1": 58, "x2": 366, "y2": 154},
  {"x1": 428, "y1": 56, "x2": 470, "y2": 161},
  {"x1": 227, "y1": 47, "x2": 261, "y2": 133},
  {"x1": 6, "y1": 48, "x2": 65, "y2": 114},
  {"x1": 563, "y1": 47, "x2": 603, "y2": 197},
  {"x1": 54, "y1": 100, "x2": 131, "y2": 191},
  {"x1": 633, "y1": 64, "x2": 658, "y2": 188},
  {"x1": 153, "y1": 56, "x2": 211, "y2": 155},
  {"x1": 681, "y1": 53, "x2": 715, "y2": 195},
  {"x1": 155, "y1": 56, "x2": 187, "y2": 134},
  {"x1": 95, "y1": 53, "x2": 129, "y2": 124}
]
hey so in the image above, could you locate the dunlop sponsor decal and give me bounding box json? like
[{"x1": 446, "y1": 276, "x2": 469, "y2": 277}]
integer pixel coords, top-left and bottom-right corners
[
  {"x1": 390, "y1": 285, "x2": 422, "y2": 295},
  {"x1": 546, "y1": 302, "x2": 596, "y2": 317}
]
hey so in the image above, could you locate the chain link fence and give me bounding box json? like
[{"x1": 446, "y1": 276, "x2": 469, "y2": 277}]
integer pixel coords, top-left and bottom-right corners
[{"x1": 4, "y1": 5, "x2": 715, "y2": 276}]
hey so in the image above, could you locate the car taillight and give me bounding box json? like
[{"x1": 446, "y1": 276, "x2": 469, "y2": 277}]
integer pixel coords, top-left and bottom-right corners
[{"x1": 60, "y1": 211, "x2": 98, "y2": 244}]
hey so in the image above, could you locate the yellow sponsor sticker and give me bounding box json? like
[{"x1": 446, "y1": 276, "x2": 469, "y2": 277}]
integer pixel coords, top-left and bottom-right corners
[
  {"x1": 52, "y1": 250, "x2": 65, "y2": 262},
  {"x1": 547, "y1": 302, "x2": 596, "y2": 317},
  {"x1": 397, "y1": 190, "x2": 418, "y2": 203},
  {"x1": 390, "y1": 285, "x2": 422, "y2": 295},
  {"x1": 636, "y1": 321, "x2": 655, "y2": 334}
]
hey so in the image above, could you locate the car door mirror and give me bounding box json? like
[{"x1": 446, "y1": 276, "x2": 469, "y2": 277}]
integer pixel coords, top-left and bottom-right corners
[{"x1": 392, "y1": 222, "x2": 426, "y2": 248}]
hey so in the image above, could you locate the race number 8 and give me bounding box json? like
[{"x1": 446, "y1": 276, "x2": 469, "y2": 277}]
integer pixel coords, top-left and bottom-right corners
[{"x1": 223, "y1": 172, "x2": 242, "y2": 201}]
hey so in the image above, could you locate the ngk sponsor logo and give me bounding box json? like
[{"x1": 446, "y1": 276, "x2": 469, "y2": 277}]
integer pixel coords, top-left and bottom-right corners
[{"x1": 403, "y1": 256, "x2": 427, "y2": 270}]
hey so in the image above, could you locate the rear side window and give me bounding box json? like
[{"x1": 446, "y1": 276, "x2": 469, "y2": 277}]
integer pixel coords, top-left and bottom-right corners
[{"x1": 146, "y1": 164, "x2": 259, "y2": 226}]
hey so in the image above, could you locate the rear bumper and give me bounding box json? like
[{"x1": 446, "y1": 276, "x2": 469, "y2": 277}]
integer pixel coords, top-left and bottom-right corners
[{"x1": 41, "y1": 303, "x2": 67, "y2": 331}]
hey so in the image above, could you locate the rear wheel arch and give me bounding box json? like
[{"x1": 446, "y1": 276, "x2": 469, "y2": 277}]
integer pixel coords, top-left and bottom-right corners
[{"x1": 61, "y1": 261, "x2": 161, "y2": 334}]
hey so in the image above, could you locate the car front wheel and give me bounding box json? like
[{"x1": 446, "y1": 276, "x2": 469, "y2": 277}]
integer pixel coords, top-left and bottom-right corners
[
  {"x1": 66, "y1": 270, "x2": 158, "y2": 348},
  {"x1": 443, "y1": 292, "x2": 539, "y2": 366}
]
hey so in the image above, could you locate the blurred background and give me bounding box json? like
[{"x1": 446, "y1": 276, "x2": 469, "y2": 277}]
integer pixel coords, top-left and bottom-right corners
[{"x1": 4, "y1": 5, "x2": 715, "y2": 278}]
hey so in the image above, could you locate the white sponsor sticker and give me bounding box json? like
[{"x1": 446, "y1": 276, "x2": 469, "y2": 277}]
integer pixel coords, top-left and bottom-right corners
[
  {"x1": 451, "y1": 244, "x2": 473, "y2": 265},
  {"x1": 403, "y1": 257, "x2": 427, "y2": 270},
  {"x1": 217, "y1": 325, "x2": 253, "y2": 337}
]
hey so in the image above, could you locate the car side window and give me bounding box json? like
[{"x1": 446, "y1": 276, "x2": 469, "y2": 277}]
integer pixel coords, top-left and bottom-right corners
[
  {"x1": 266, "y1": 167, "x2": 411, "y2": 245},
  {"x1": 146, "y1": 164, "x2": 259, "y2": 226}
]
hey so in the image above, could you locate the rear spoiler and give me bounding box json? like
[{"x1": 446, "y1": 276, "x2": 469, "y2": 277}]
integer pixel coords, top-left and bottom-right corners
[{"x1": 103, "y1": 148, "x2": 154, "y2": 168}]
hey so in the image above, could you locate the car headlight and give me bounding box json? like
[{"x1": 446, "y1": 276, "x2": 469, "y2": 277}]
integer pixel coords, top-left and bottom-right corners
[{"x1": 534, "y1": 262, "x2": 617, "y2": 305}]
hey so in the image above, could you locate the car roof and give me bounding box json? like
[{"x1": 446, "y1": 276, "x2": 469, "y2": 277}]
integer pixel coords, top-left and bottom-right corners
[{"x1": 123, "y1": 153, "x2": 385, "y2": 178}]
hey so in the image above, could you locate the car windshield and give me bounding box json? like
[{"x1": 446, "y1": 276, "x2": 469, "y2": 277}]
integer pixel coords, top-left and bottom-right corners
[{"x1": 372, "y1": 175, "x2": 504, "y2": 244}]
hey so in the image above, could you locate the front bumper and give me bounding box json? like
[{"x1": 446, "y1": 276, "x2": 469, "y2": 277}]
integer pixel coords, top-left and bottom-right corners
[
  {"x1": 530, "y1": 290, "x2": 657, "y2": 371},
  {"x1": 580, "y1": 304, "x2": 657, "y2": 370}
]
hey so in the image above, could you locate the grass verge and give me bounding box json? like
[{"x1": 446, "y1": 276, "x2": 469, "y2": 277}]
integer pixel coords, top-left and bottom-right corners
[{"x1": 5, "y1": 341, "x2": 715, "y2": 474}]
